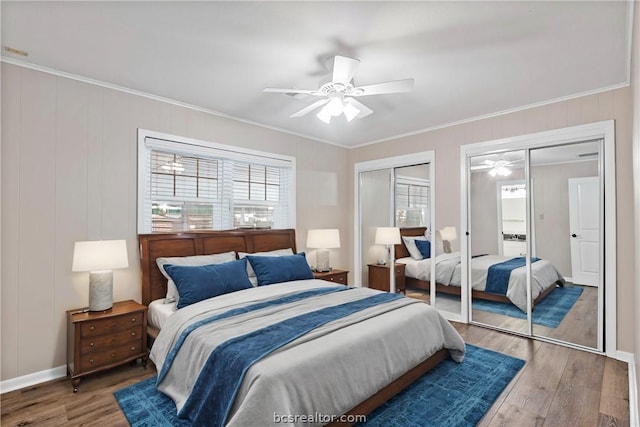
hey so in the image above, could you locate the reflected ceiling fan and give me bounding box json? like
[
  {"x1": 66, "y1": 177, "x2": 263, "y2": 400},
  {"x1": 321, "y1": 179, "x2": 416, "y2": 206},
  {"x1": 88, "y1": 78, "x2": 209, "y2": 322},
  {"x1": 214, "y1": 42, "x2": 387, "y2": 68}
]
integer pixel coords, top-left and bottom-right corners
[
  {"x1": 263, "y1": 55, "x2": 414, "y2": 124},
  {"x1": 471, "y1": 158, "x2": 524, "y2": 177}
]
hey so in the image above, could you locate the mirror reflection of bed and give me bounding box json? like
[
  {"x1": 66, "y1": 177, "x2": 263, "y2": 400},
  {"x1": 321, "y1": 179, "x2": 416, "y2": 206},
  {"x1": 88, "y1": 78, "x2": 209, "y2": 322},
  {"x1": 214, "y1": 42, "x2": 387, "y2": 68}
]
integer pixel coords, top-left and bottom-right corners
[
  {"x1": 399, "y1": 225, "x2": 597, "y2": 349},
  {"x1": 463, "y1": 141, "x2": 601, "y2": 349}
]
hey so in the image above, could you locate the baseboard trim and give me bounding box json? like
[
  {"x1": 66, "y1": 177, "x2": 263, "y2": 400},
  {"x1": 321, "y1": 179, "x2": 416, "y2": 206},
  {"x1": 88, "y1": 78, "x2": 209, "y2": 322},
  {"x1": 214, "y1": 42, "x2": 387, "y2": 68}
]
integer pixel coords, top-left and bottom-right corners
[
  {"x1": 0, "y1": 365, "x2": 67, "y2": 394},
  {"x1": 617, "y1": 351, "x2": 638, "y2": 427}
]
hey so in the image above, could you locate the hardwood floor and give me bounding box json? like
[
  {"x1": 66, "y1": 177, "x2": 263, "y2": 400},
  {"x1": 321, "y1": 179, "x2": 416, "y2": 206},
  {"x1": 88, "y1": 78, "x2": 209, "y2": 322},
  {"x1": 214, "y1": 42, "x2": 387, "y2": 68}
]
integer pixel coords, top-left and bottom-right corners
[
  {"x1": 0, "y1": 324, "x2": 629, "y2": 426},
  {"x1": 453, "y1": 322, "x2": 629, "y2": 427}
]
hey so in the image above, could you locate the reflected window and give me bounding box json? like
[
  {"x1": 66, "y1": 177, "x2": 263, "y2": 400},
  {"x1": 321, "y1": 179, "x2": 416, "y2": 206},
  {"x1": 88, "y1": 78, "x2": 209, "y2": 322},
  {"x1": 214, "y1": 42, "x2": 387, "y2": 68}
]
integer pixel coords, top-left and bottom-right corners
[{"x1": 395, "y1": 177, "x2": 430, "y2": 227}]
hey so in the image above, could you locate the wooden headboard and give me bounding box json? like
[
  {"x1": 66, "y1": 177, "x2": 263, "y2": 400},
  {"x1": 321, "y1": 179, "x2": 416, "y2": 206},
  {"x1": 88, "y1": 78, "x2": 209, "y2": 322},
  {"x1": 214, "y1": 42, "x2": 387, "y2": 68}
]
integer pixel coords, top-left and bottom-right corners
[
  {"x1": 395, "y1": 227, "x2": 428, "y2": 259},
  {"x1": 138, "y1": 229, "x2": 297, "y2": 306}
]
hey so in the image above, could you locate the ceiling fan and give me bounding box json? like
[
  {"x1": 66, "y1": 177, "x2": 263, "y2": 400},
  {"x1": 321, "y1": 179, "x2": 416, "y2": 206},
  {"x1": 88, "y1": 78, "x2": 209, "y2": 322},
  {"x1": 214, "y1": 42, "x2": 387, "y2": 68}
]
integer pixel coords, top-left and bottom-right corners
[
  {"x1": 471, "y1": 158, "x2": 524, "y2": 177},
  {"x1": 263, "y1": 56, "x2": 414, "y2": 124}
]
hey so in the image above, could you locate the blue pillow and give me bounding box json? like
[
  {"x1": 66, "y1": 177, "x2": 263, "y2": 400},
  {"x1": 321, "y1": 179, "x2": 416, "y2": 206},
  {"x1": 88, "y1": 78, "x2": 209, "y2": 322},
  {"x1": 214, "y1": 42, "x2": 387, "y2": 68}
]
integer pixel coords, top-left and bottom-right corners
[
  {"x1": 415, "y1": 239, "x2": 431, "y2": 258},
  {"x1": 165, "y1": 258, "x2": 253, "y2": 309},
  {"x1": 246, "y1": 252, "x2": 314, "y2": 286}
]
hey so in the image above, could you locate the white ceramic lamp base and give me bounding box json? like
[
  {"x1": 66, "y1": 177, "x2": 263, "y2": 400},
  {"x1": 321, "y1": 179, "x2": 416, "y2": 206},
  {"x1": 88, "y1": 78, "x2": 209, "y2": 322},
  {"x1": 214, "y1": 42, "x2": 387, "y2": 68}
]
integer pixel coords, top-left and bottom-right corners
[
  {"x1": 315, "y1": 249, "x2": 331, "y2": 272},
  {"x1": 89, "y1": 270, "x2": 113, "y2": 311}
]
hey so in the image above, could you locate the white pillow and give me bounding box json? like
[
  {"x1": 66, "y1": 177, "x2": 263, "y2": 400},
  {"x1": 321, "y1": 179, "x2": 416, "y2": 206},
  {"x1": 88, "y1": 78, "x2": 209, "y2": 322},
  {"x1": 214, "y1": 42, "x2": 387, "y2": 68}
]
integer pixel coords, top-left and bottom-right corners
[
  {"x1": 238, "y1": 248, "x2": 294, "y2": 286},
  {"x1": 402, "y1": 236, "x2": 428, "y2": 260},
  {"x1": 156, "y1": 251, "x2": 236, "y2": 303}
]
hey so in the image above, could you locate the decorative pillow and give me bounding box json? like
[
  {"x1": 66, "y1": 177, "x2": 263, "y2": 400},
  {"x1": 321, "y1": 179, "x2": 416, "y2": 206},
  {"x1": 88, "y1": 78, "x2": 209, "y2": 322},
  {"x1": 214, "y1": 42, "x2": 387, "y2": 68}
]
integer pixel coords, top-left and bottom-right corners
[
  {"x1": 164, "y1": 258, "x2": 252, "y2": 309},
  {"x1": 246, "y1": 252, "x2": 314, "y2": 286},
  {"x1": 238, "y1": 248, "x2": 294, "y2": 286},
  {"x1": 402, "y1": 236, "x2": 428, "y2": 260},
  {"x1": 414, "y1": 239, "x2": 431, "y2": 258},
  {"x1": 156, "y1": 251, "x2": 236, "y2": 304}
]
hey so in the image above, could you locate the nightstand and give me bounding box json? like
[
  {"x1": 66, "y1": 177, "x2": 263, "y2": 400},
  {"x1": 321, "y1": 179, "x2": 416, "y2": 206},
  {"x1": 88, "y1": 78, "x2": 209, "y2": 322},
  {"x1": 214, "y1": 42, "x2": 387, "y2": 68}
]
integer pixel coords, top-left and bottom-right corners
[
  {"x1": 368, "y1": 263, "x2": 406, "y2": 294},
  {"x1": 66, "y1": 300, "x2": 148, "y2": 392},
  {"x1": 313, "y1": 269, "x2": 349, "y2": 285}
]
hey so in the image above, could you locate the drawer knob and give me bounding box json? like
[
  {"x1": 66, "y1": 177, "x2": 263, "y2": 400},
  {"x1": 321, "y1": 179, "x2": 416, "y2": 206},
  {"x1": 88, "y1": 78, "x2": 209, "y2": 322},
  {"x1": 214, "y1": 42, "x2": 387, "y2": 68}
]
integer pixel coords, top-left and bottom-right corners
[
  {"x1": 130, "y1": 346, "x2": 136, "y2": 351},
  {"x1": 111, "y1": 353, "x2": 116, "y2": 358},
  {"x1": 131, "y1": 332, "x2": 136, "y2": 336},
  {"x1": 111, "y1": 322, "x2": 116, "y2": 327},
  {"x1": 89, "y1": 326, "x2": 95, "y2": 331},
  {"x1": 131, "y1": 318, "x2": 136, "y2": 323},
  {"x1": 89, "y1": 358, "x2": 94, "y2": 364},
  {"x1": 90, "y1": 342, "x2": 94, "y2": 347}
]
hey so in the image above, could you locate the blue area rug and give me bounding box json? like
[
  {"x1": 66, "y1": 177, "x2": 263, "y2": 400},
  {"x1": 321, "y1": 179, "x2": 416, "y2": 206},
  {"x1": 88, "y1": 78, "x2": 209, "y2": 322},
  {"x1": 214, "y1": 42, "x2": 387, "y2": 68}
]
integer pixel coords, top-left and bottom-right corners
[
  {"x1": 472, "y1": 285, "x2": 583, "y2": 328},
  {"x1": 114, "y1": 344, "x2": 524, "y2": 427}
]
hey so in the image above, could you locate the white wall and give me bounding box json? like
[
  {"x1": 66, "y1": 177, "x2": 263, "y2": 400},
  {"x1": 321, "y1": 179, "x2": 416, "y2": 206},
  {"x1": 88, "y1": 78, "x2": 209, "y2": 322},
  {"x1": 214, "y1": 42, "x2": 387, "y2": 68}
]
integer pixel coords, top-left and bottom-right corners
[{"x1": 0, "y1": 63, "x2": 350, "y2": 381}]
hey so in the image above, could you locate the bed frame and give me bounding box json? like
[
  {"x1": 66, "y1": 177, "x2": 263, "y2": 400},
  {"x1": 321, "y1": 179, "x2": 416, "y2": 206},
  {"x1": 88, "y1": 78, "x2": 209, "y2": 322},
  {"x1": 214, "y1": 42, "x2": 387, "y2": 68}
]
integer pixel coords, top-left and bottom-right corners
[
  {"x1": 396, "y1": 227, "x2": 556, "y2": 307},
  {"x1": 138, "y1": 228, "x2": 450, "y2": 427}
]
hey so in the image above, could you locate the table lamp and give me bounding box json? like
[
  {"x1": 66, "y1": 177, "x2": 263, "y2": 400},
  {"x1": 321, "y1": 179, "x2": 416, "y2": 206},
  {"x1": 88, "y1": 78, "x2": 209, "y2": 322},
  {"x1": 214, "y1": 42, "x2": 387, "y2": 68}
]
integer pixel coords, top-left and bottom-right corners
[
  {"x1": 375, "y1": 227, "x2": 401, "y2": 293},
  {"x1": 439, "y1": 227, "x2": 457, "y2": 253},
  {"x1": 72, "y1": 240, "x2": 128, "y2": 311},
  {"x1": 306, "y1": 229, "x2": 340, "y2": 272}
]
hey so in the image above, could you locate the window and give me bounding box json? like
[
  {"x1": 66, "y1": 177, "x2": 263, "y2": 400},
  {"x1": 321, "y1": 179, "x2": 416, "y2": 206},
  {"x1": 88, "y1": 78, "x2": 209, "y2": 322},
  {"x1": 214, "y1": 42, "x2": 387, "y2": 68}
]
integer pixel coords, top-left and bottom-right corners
[
  {"x1": 138, "y1": 130, "x2": 295, "y2": 233},
  {"x1": 395, "y1": 177, "x2": 430, "y2": 227}
]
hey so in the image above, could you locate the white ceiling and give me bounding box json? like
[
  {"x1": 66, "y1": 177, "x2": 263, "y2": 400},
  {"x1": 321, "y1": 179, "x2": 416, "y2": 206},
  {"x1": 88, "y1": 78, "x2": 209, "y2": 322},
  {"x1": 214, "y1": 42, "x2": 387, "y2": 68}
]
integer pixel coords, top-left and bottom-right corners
[{"x1": 1, "y1": 1, "x2": 631, "y2": 148}]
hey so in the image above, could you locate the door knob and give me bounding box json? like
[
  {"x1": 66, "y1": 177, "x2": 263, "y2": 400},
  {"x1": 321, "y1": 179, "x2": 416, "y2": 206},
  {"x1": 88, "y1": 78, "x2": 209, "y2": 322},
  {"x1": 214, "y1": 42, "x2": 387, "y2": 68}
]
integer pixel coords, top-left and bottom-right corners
[{"x1": 571, "y1": 233, "x2": 577, "y2": 237}]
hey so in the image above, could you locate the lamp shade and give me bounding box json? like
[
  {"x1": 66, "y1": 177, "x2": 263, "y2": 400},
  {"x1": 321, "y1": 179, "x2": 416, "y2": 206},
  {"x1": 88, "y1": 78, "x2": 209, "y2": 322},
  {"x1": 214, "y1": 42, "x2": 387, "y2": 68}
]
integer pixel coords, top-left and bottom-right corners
[
  {"x1": 375, "y1": 227, "x2": 401, "y2": 245},
  {"x1": 306, "y1": 229, "x2": 341, "y2": 249},
  {"x1": 439, "y1": 227, "x2": 457, "y2": 242},
  {"x1": 72, "y1": 240, "x2": 129, "y2": 272}
]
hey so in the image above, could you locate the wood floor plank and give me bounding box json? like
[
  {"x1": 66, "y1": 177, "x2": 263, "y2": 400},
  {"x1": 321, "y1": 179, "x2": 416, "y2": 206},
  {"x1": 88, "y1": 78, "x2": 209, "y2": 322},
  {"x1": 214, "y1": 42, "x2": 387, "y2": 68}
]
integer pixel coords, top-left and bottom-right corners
[
  {"x1": 503, "y1": 341, "x2": 572, "y2": 417},
  {"x1": 543, "y1": 350, "x2": 605, "y2": 427},
  {"x1": 482, "y1": 401, "x2": 545, "y2": 427},
  {"x1": 598, "y1": 413, "x2": 630, "y2": 427},
  {"x1": 600, "y1": 357, "x2": 631, "y2": 421}
]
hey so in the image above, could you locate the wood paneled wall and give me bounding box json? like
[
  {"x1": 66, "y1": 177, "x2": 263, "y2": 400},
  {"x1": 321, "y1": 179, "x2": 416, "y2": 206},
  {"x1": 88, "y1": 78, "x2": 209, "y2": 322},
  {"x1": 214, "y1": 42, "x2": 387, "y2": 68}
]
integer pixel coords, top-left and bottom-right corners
[{"x1": 1, "y1": 63, "x2": 350, "y2": 381}]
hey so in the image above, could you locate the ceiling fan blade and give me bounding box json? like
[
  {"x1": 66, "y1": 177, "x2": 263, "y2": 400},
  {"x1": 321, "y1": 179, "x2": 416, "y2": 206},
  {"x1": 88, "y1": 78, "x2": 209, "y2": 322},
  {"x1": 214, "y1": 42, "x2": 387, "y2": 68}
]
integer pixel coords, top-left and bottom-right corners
[
  {"x1": 351, "y1": 79, "x2": 414, "y2": 96},
  {"x1": 470, "y1": 164, "x2": 493, "y2": 170},
  {"x1": 346, "y1": 97, "x2": 373, "y2": 119},
  {"x1": 263, "y1": 87, "x2": 321, "y2": 95},
  {"x1": 290, "y1": 99, "x2": 330, "y2": 118},
  {"x1": 332, "y1": 56, "x2": 360, "y2": 86}
]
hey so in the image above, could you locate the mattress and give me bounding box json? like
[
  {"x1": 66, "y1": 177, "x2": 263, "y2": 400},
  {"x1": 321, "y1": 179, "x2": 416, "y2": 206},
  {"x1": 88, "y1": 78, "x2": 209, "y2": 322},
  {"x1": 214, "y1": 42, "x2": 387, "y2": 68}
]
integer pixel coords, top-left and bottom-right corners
[{"x1": 148, "y1": 298, "x2": 176, "y2": 331}]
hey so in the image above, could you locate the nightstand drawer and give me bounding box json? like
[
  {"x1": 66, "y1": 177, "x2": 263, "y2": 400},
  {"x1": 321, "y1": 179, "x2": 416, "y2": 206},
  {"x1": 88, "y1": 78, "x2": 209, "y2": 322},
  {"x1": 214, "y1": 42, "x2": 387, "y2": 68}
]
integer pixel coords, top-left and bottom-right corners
[
  {"x1": 80, "y1": 312, "x2": 143, "y2": 337},
  {"x1": 79, "y1": 341, "x2": 143, "y2": 371},
  {"x1": 325, "y1": 274, "x2": 346, "y2": 284},
  {"x1": 80, "y1": 325, "x2": 143, "y2": 354},
  {"x1": 313, "y1": 269, "x2": 349, "y2": 285}
]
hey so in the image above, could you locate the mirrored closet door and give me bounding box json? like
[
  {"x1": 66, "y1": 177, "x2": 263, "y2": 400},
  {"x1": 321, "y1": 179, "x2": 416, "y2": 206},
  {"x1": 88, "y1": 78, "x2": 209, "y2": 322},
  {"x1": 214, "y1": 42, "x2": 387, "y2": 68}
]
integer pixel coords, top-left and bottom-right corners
[
  {"x1": 468, "y1": 149, "x2": 531, "y2": 334},
  {"x1": 530, "y1": 141, "x2": 602, "y2": 349},
  {"x1": 462, "y1": 122, "x2": 613, "y2": 353},
  {"x1": 354, "y1": 153, "x2": 460, "y2": 317}
]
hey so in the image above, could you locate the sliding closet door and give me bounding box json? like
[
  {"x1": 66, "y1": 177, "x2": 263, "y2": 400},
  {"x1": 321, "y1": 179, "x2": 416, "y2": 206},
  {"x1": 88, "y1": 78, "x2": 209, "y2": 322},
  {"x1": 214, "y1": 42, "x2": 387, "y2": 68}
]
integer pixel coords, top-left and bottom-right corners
[
  {"x1": 359, "y1": 168, "x2": 393, "y2": 286},
  {"x1": 530, "y1": 141, "x2": 603, "y2": 350},
  {"x1": 468, "y1": 150, "x2": 530, "y2": 333}
]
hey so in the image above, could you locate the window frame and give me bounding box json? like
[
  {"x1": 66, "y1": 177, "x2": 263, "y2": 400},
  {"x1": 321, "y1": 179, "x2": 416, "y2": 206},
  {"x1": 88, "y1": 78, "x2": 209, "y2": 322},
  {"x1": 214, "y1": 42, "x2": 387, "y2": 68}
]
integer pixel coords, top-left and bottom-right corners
[{"x1": 137, "y1": 129, "x2": 296, "y2": 233}]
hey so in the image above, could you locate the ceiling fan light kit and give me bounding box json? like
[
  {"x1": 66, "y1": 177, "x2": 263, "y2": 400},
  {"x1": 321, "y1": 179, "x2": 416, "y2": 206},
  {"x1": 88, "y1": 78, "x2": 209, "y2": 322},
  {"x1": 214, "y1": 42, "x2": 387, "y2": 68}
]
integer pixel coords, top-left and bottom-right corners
[{"x1": 263, "y1": 55, "x2": 414, "y2": 124}]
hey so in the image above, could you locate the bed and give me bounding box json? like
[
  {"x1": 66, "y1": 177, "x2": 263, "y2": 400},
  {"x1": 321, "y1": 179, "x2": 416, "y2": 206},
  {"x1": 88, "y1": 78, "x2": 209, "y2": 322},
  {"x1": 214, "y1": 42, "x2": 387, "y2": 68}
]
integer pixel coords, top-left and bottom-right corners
[
  {"x1": 396, "y1": 227, "x2": 563, "y2": 312},
  {"x1": 139, "y1": 229, "x2": 466, "y2": 427}
]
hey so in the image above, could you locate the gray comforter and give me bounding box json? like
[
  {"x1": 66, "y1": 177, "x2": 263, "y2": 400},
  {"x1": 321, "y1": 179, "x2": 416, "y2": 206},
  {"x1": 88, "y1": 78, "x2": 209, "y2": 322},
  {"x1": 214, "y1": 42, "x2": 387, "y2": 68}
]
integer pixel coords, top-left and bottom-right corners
[{"x1": 150, "y1": 279, "x2": 466, "y2": 426}]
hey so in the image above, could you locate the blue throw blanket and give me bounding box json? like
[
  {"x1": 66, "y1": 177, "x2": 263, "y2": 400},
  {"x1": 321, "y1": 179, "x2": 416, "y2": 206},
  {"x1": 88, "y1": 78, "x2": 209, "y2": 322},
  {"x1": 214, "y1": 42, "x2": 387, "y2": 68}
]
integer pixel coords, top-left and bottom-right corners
[
  {"x1": 485, "y1": 257, "x2": 539, "y2": 296},
  {"x1": 177, "y1": 291, "x2": 403, "y2": 426}
]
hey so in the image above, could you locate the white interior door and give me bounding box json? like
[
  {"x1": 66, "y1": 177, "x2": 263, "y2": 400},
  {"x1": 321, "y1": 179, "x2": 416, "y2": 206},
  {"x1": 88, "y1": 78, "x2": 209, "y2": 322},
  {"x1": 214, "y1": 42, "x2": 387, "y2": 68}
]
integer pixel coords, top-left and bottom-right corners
[{"x1": 568, "y1": 177, "x2": 600, "y2": 286}]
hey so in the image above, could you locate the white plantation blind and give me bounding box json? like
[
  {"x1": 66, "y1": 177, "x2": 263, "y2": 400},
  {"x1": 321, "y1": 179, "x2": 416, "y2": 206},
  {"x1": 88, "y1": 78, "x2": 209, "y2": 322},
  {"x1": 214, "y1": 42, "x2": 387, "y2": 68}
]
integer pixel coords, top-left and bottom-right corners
[
  {"x1": 138, "y1": 130, "x2": 295, "y2": 233},
  {"x1": 395, "y1": 177, "x2": 430, "y2": 228}
]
